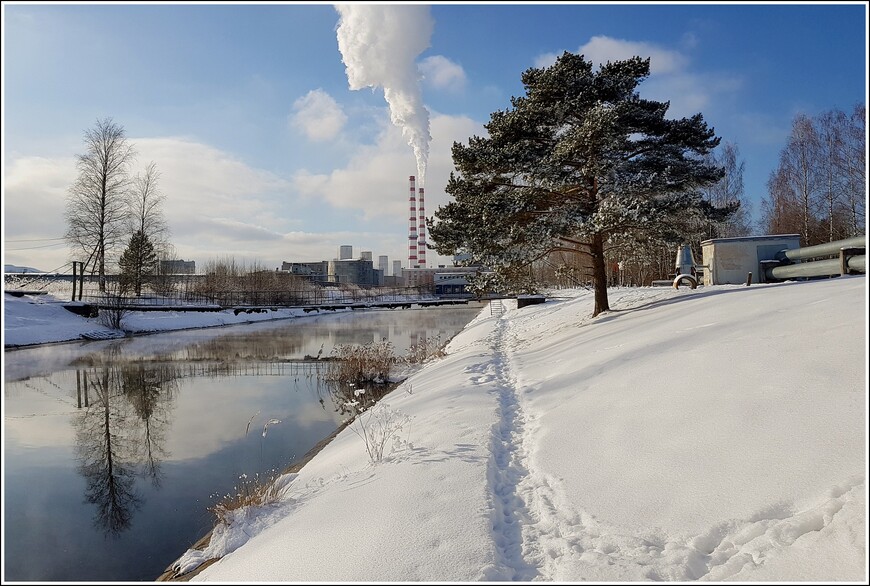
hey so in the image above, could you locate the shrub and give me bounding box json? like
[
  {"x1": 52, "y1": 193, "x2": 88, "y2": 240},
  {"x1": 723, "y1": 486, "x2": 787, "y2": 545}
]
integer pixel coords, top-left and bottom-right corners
[
  {"x1": 344, "y1": 399, "x2": 412, "y2": 464},
  {"x1": 404, "y1": 334, "x2": 445, "y2": 365},
  {"x1": 325, "y1": 340, "x2": 395, "y2": 384},
  {"x1": 208, "y1": 470, "x2": 282, "y2": 526}
]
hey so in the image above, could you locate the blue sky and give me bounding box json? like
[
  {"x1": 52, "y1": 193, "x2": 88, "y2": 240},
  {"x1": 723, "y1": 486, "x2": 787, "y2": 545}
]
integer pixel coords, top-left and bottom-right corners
[{"x1": 2, "y1": 2, "x2": 867, "y2": 273}]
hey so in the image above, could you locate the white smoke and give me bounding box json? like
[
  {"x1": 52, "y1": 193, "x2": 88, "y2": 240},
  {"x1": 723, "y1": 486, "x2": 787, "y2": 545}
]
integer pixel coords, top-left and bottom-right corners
[{"x1": 335, "y1": 4, "x2": 432, "y2": 186}]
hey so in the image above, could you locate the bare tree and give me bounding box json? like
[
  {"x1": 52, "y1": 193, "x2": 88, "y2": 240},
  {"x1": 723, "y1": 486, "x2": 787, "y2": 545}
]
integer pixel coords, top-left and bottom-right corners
[
  {"x1": 816, "y1": 109, "x2": 849, "y2": 242},
  {"x1": 762, "y1": 166, "x2": 804, "y2": 237},
  {"x1": 839, "y1": 103, "x2": 866, "y2": 237},
  {"x1": 762, "y1": 114, "x2": 823, "y2": 245},
  {"x1": 761, "y1": 105, "x2": 865, "y2": 244},
  {"x1": 129, "y1": 161, "x2": 170, "y2": 257},
  {"x1": 65, "y1": 118, "x2": 136, "y2": 291},
  {"x1": 700, "y1": 142, "x2": 752, "y2": 239}
]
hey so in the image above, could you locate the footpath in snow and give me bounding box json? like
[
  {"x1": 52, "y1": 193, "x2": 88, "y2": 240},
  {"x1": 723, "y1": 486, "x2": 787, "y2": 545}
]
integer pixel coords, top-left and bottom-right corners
[{"x1": 167, "y1": 278, "x2": 866, "y2": 583}]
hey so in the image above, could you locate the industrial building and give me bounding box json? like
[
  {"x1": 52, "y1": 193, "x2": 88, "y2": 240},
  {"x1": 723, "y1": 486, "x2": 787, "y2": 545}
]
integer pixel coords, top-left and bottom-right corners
[
  {"x1": 700, "y1": 234, "x2": 801, "y2": 285},
  {"x1": 160, "y1": 259, "x2": 196, "y2": 275},
  {"x1": 327, "y1": 258, "x2": 383, "y2": 286}
]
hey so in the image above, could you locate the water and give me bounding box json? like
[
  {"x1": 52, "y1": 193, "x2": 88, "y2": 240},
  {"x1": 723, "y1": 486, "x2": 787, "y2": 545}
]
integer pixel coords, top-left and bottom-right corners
[{"x1": 2, "y1": 305, "x2": 483, "y2": 582}]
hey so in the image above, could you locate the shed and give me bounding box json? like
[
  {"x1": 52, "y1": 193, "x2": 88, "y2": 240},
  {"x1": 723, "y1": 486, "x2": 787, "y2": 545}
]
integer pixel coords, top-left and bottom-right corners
[{"x1": 701, "y1": 234, "x2": 801, "y2": 285}]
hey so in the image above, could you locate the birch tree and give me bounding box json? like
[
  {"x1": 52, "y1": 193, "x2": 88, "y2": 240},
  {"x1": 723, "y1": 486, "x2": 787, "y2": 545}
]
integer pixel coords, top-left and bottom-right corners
[
  {"x1": 65, "y1": 118, "x2": 136, "y2": 291},
  {"x1": 129, "y1": 161, "x2": 170, "y2": 257}
]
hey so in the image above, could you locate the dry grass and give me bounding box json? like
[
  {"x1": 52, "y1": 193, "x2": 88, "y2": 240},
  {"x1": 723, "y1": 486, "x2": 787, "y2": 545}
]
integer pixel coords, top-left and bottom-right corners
[
  {"x1": 404, "y1": 334, "x2": 445, "y2": 364},
  {"x1": 325, "y1": 340, "x2": 395, "y2": 384},
  {"x1": 208, "y1": 470, "x2": 282, "y2": 526}
]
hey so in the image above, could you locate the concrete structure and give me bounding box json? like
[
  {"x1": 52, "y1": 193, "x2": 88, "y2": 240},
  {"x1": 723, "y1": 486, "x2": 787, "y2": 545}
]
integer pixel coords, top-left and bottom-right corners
[
  {"x1": 361, "y1": 251, "x2": 373, "y2": 262},
  {"x1": 393, "y1": 260, "x2": 402, "y2": 277},
  {"x1": 160, "y1": 259, "x2": 196, "y2": 275},
  {"x1": 403, "y1": 266, "x2": 478, "y2": 290},
  {"x1": 281, "y1": 261, "x2": 329, "y2": 281},
  {"x1": 327, "y1": 258, "x2": 383, "y2": 286},
  {"x1": 378, "y1": 255, "x2": 389, "y2": 276},
  {"x1": 433, "y1": 270, "x2": 477, "y2": 296},
  {"x1": 701, "y1": 234, "x2": 801, "y2": 285},
  {"x1": 339, "y1": 245, "x2": 353, "y2": 260}
]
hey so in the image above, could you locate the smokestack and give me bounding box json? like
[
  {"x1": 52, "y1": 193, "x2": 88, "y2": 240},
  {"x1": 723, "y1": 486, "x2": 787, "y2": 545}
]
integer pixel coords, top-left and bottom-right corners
[
  {"x1": 335, "y1": 6, "x2": 433, "y2": 185},
  {"x1": 408, "y1": 175, "x2": 418, "y2": 268},
  {"x1": 417, "y1": 186, "x2": 426, "y2": 268}
]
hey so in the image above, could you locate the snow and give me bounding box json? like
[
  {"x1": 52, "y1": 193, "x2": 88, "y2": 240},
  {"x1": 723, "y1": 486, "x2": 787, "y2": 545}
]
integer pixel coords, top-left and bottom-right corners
[
  {"x1": 2, "y1": 277, "x2": 868, "y2": 582},
  {"x1": 1, "y1": 292, "x2": 345, "y2": 349}
]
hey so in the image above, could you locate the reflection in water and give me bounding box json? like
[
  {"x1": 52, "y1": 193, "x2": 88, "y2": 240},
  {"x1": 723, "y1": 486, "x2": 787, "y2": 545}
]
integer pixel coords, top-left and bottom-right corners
[
  {"x1": 69, "y1": 357, "x2": 387, "y2": 536},
  {"x1": 73, "y1": 356, "x2": 178, "y2": 536},
  {"x1": 3, "y1": 305, "x2": 484, "y2": 580},
  {"x1": 74, "y1": 364, "x2": 143, "y2": 536}
]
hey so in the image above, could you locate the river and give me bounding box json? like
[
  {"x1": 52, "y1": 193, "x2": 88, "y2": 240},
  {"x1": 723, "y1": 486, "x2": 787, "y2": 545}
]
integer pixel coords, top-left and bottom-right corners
[{"x1": 2, "y1": 304, "x2": 484, "y2": 581}]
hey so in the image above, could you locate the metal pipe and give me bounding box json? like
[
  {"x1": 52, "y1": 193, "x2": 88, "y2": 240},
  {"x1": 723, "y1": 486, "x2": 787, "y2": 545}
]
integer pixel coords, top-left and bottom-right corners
[
  {"x1": 778, "y1": 236, "x2": 866, "y2": 261},
  {"x1": 766, "y1": 255, "x2": 865, "y2": 280}
]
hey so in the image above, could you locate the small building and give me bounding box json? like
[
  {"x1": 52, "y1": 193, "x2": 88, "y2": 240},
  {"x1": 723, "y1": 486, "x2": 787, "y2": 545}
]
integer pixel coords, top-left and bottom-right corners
[
  {"x1": 281, "y1": 261, "x2": 329, "y2": 282},
  {"x1": 434, "y1": 272, "x2": 473, "y2": 296},
  {"x1": 405, "y1": 266, "x2": 480, "y2": 292},
  {"x1": 701, "y1": 234, "x2": 801, "y2": 285}
]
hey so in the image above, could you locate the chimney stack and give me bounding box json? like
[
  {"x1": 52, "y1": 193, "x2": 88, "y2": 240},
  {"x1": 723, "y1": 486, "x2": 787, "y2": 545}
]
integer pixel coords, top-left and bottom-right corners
[
  {"x1": 408, "y1": 175, "x2": 418, "y2": 268},
  {"x1": 417, "y1": 186, "x2": 427, "y2": 268}
]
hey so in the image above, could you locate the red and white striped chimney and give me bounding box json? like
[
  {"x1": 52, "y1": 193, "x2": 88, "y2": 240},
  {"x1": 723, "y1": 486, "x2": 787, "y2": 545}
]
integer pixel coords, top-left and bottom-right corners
[
  {"x1": 408, "y1": 175, "x2": 418, "y2": 268},
  {"x1": 417, "y1": 185, "x2": 426, "y2": 268}
]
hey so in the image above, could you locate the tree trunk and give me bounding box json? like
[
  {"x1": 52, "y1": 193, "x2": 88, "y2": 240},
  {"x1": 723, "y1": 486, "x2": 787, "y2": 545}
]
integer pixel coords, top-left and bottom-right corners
[{"x1": 591, "y1": 232, "x2": 610, "y2": 317}]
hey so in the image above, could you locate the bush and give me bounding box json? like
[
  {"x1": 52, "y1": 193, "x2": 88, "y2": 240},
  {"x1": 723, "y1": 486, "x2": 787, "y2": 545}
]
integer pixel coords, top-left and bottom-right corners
[
  {"x1": 344, "y1": 399, "x2": 412, "y2": 464},
  {"x1": 98, "y1": 283, "x2": 129, "y2": 329},
  {"x1": 208, "y1": 470, "x2": 282, "y2": 526},
  {"x1": 404, "y1": 334, "x2": 445, "y2": 365},
  {"x1": 325, "y1": 340, "x2": 395, "y2": 384}
]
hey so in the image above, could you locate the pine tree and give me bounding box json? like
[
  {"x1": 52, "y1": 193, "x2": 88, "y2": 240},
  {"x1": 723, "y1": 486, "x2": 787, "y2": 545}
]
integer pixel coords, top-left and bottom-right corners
[
  {"x1": 427, "y1": 52, "x2": 733, "y2": 316},
  {"x1": 119, "y1": 230, "x2": 158, "y2": 296}
]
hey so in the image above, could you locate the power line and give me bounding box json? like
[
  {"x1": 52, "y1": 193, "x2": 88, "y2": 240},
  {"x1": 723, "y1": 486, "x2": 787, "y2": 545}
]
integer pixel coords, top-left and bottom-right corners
[
  {"x1": 4, "y1": 237, "x2": 66, "y2": 243},
  {"x1": 4, "y1": 242, "x2": 68, "y2": 251}
]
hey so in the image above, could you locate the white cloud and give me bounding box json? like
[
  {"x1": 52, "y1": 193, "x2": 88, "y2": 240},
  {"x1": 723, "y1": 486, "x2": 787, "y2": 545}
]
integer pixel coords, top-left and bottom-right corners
[
  {"x1": 291, "y1": 112, "x2": 485, "y2": 267},
  {"x1": 2, "y1": 155, "x2": 78, "y2": 271},
  {"x1": 534, "y1": 52, "x2": 560, "y2": 69},
  {"x1": 419, "y1": 55, "x2": 467, "y2": 93},
  {"x1": 290, "y1": 89, "x2": 348, "y2": 142},
  {"x1": 292, "y1": 112, "x2": 483, "y2": 222},
  {"x1": 531, "y1": 35, "x2": 741, "y2": 120},
  {"x1": 2, "y1": 126, "x2": 486, "y2": 272},
  {"x1": 579, "y1": 35, "x2": 688, "y2": 75}
]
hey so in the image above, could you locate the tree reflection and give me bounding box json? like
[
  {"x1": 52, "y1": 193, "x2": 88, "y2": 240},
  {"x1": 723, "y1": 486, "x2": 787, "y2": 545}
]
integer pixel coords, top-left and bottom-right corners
[
  {"x1": 73, "y1": 360, "x2": 177, "y2": 536},
  {"x1": 122, "y1": 363, "x2": 177, "y2": 487}
]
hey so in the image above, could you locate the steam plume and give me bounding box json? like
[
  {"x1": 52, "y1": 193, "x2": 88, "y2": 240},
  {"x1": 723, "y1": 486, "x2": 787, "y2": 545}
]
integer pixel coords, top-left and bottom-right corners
[{"x1": 335, "y1": 4, "x2": 432, "y2": 186}]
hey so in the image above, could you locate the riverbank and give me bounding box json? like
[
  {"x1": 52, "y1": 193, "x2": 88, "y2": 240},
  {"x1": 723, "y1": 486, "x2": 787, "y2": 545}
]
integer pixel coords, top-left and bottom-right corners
[
  {"x1": 163, "y1": 278, "x2": 866, "y2": 582},
  {"x1": 4, "y1": 280, "x2": 866, "y2": 581},
  {"x1": 156, "y1": 418, "x2": 353, "y2": 581},
  {"x1": 4, "y1": 295, "x2": 483, "y2": 582},
  {"x1": 1, "y1": 291, "x2": 351, "y2": 350}
]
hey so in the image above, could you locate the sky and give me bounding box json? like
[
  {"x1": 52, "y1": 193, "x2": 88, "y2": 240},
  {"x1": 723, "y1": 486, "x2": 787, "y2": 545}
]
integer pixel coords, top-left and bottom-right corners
[
  {"x1": 2, "y1": 1, "x2": 867, "y2": 274},
  {"x1": 4, "y1": 277, "x2": 866, "y2": 581}
]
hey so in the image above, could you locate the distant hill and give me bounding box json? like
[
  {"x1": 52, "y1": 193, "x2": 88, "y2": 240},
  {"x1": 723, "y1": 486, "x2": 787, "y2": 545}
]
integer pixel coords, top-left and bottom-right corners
[{"x1": 5, "y1": 265, "x2": 46, "y2": 274}]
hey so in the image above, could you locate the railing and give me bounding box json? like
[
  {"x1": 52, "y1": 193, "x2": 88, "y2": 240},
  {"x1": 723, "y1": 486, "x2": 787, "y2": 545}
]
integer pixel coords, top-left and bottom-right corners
[{"x1": 76, "y1": 286, "x2": 437, "y2": 310}]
